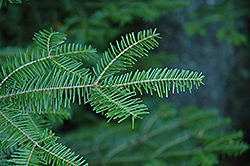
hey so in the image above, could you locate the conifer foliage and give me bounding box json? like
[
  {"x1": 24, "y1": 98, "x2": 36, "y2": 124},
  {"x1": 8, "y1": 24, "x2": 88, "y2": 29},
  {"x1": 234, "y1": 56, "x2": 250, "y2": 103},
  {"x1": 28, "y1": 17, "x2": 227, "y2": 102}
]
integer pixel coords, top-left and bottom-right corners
[
  {"x1": 60, "y1": 103, "x2": 249, "y2": 166},
  {"x1": 0, "y1": 28, "x2": 214, "y2": 165}
]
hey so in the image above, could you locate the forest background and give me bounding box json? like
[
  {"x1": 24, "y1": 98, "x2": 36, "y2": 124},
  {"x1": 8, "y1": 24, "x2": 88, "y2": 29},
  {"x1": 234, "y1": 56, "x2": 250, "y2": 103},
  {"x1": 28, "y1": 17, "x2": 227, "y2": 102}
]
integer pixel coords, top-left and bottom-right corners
[{"x1": 0, "y1": 0, "x2": 250, "y2": 165}]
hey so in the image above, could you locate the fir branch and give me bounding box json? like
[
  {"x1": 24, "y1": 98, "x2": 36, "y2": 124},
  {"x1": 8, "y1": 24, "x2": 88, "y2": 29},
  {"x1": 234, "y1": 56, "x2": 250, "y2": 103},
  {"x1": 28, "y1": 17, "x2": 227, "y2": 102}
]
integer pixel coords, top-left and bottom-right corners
[
  {"x1": 0, "y1": 51, "x2": 50, "y2": 88},
  {"x1": 90, "y1": 87, "x2": 148, "y2": 128},
  {"x1": 33, "y1": 29, "x2": 67, "y2": 53},
  {"x1": 41, "y1": 143, "x2": 88, "y2": 166},
  {"x1": 1, "y1": 108, "x2": 86, "y2": 165},
  {"x1": 0, "y1": 28, "x2": 208, "y2": 165},
  {"x1": 10, "y1": 148, "x2": 46, "y2": 165},
  {"x1": 54, "y1": 44, "x2": 97, "y2": 61},
  {"x1": 203, "y1": 131, "x2": 245, "y2": 151},
  {"x1": 205, "y1": 141, "x2": 249, "y2": 156},
  {"x1": 102, "y1": 119, "x2": 182, "y2": 164},
  {"x1": 0, "y1": 83, "x2": 95, "y2": 99},
  {"x1": 0, "y1": 45, "x2": 96, "y2": 89},
  {"x1": 0, "y1": 68, "x2": 95, "y2": 113},
  {"x1": 0, "y1": 109, "x2": 39, "y2": 146},
  {"x1": 94, "y1": 28, "x2": 161, "y2": 84},
  {"x1": 104, "y1": 68, "x2": 204, "y2": 97},
  {"x1": 152, "y1": 133, "x2": 193, "y2": 157},
  {"x1": 70, "y1": 105, "x2": 248, "y2": 165},
  {"x1": 192, "y1": 153, "x2": 219, "y2": 166}
]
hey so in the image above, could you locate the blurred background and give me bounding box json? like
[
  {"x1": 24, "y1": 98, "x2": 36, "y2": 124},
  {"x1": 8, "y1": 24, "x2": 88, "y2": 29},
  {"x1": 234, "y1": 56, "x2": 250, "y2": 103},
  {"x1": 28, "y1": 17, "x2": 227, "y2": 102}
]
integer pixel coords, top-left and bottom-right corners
[{"x1": 0, "y1": 0, "x2": 250, "y2": 165}]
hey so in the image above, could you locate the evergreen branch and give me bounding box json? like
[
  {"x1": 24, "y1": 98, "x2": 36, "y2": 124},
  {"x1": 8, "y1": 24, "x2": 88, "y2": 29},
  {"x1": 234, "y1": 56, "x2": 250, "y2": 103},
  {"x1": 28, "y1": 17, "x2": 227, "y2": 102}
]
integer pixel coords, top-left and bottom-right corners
[
  {"x1": 204, "y1": 131, "x2": 245, "y2": 151},
  {"x1": 152, "y1": 133, "x2": 193, "y2": 157},
  {"x1": 0, "y1": 109, "x2": 39, "y2": 147},
  {"x1": 0, "y1": 84, "x2": 95, "y2": 99},
  {"x1": 191, "y1": 118, "x2": 231, "y2": 137},
  {"x1": 102, "y1": 119, "x2": 182, "y2": 164},
  {"x1": 57, "y1": 105, "x2": 248, "y2": 166},
  {"x1": 192, "y1": 153, "x2": 219, "y2": 166},
  {"x1": 42, "y1": 143, "x2": 88, "y2": 166},
  {"x1": 90, "y1": 87, "x2": 148, "y2": 128},
  {"x1": 0, "y1": 28, "x2": 218, "y2": 165},
  {"x1": 0, "y1": 68, "x2": 95, "y2": 112},
  {"x1": 10, "y1": 135, "x2": 86, "y2": 166},
  {"x1": 0, "y1": 50, "x2": 50, "y2": 88},
  {"x1": 104, "y1": 68, "x2": 204, "y2": 97},
  {"x1": 51, "y1": 44, "x2": 97, "y2": 81},
  {"x1": 51, "y1": 56, "x2": 92, "y2": 83},
  {"x1": 33, "y1": 29, "x2": 67, "y2": 53},
  {"x1": 50, "y1": 57, "x2": 86, "y2": 79},
  {"x1": 94, "y1": 28, "x2": 160, "y2": 84},
  {"x1": 0, "y1": 108, "x2": 86, "y2": 165},
  {"x1": 0, "y1": 44, "x2": 96, "y2": 89},
  {"x1": 0, "y1": 108, "x2": 52, "y2": 149},
  {"x1": 0, "y1": 29, "x2": 95, "y2": 94},
  {"x1": 205, "y1": 141, "x2": 249, "y2": 156},
  {"x1": 10, "y1": 148, "x2": 46, "y2": 165},
  {"x1": 54, "y1": 44, "x2": 97, "y2": 61},
  {"x1": 101, "y1": 108, "x2": 224, "y2": 164}
]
